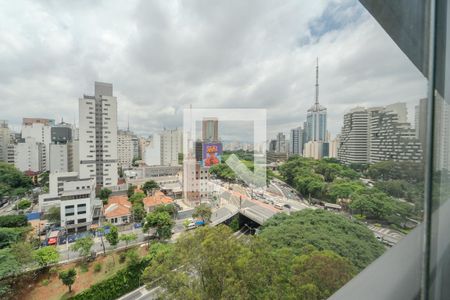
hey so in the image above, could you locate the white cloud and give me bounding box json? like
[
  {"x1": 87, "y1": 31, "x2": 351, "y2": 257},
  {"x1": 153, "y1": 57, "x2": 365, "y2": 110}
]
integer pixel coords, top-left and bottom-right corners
[{"x1": 0, "y1": 0, "x2": 426, "y2": 141}]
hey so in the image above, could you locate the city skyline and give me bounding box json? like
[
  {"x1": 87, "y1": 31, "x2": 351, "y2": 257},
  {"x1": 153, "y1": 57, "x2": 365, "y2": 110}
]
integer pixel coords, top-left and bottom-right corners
[{"x1": 0, "y1": 0, "x2": 426, "y2": 141}]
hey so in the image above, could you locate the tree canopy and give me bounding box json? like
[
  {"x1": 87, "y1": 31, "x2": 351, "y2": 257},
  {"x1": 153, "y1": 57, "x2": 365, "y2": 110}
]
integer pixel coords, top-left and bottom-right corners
[
  {"x1": 34, "y1": 246, "x2": 60, "y2": 267},
  {"x1": 0, "y1": 162, "x2": 32, "y2": 199},
  {"x1": 192, "y1": 203, "x2": 212, "y2": 224},
  {"x1": 259, "y1": 209, "x2": 384, "y2": 270},
  {"x1": 143, "y1": 211, "x2": 174, "y2": 240},
  {"x1": 142, "y1": 180, "x2": 159, "y2": 195},
  {"x1": 143, "y1": 225, "x2": 356, "y2": 300},
  {"x1": 59, "y1": 268, "x2": 77, "y2": 292}
]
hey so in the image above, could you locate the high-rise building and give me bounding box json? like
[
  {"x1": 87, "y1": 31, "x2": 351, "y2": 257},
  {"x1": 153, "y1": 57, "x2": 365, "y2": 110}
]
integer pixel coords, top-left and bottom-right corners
[
  {"x1": 0, "y1": 120, "x2": 11, "y2": 163},
  {"x1": 276, "y1": 132, "x2": 287, "y2": 153},
  {"x1": 160, "y1": 128, "x2": 183, "y2": 166},
  {"x1": 21, "y1": 120, "x2": 51, "y2": 171},
  {"x1": 303, "y1": 141, "x2": 329, "y2": 159},
  {"x1": 117, "y1": 130, "x2": 134, "y2": 169},
  {"x1": 329, "y1": 136, "x2": 340, "y2": 158},
  {"x1": 269, "y1": 139, "x2": 277, "y2": 152},
  {"x1": 138, "y1": 137, "x2": 151, "y2": 161},
  {"x1": 306, "y1": 59, "x2": 327, "y2": 142},
  {"x1": 51, "y1": 122, "x2": 72, "y2": 144},
  {"x1": 145, "y1": 134, "x2": 161, "y2": 166},
  {"x1": 337, "y1": 107, "x2": 370, "y2": 164},
  {"x1": 49, "y1": 143, "x2": 68, "y2": 173},
  {"x1": 338, "y1": 103, "x2": 422, "y2": 164},
  {"x1": 79, "y1": 82, "x2": 118, "y2": 187},
  {"x1": 202, "y1": 118, "x2": 219, "y2": 142},
  {"x1": 369, "y1": 107, "x2": 422, "y2": 163},
  {"x1": 14, "y1": 137, "x2": 46, "y2": 172},
  {"x1": 290, "y1": 127, "x2": 304, "y2": 156}
]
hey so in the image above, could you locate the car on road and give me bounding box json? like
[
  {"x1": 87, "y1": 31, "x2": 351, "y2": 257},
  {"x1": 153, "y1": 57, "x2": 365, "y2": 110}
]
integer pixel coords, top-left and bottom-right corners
[
  {"x1": 283, "y1": 204, "x2": 291, "y2": 209},
  {"x1": 187, "y1": 222, "x2": 197, "y2": 230},
  {"x1": 274, "y1": 203, "x2": 283, "y2": 210}
]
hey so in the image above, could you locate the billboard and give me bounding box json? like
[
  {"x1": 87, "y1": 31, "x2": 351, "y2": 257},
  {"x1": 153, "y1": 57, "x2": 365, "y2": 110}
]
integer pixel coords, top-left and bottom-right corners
[{"x1": 202, "y1": 143, "x2": 222, "y2": 167}]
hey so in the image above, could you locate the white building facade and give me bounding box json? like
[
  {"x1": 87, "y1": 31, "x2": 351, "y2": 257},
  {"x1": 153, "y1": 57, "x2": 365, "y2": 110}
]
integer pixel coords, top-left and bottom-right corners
[
  {"x1": 79, "y1": 82, "x2": 118, "y2": 187},
  {"x1": 160, "y1": 128, "x2": 182, "y2": 166}
]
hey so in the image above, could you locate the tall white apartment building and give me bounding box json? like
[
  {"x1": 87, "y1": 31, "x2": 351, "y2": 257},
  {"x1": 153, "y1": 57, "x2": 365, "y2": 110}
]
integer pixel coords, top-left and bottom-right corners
[
  {"x1": 0, "y1": 120, "x2": 11, "y2": 163},
  {"x1": 14, "y1": 137, "x2": 46, "y2": 172},
  {"x1": 49, "y1": 143, "x2": 68, "y2": 173},
  {"x1": 21, "y1": 121, "x2": 51, "y2": 171},
  {"x1": 276, "y1": 132, "x2": 287, "y2": 153},
  {"x1": 160, "y1": 128, "x2": 182, "y2": 166},
  {"x1": 117, "y1": 129, "x2": 134, "y2": 169},
  {"x1": 79, "y1": 82, "x2": 118, "y2": 187},
  {"x1": 39, "y1": 172, "x2": 96, "y2": 233}
]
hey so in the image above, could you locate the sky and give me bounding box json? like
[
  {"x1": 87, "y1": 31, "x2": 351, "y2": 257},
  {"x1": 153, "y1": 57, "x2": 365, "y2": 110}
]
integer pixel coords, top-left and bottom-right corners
[{"x1": 0, "y1": 0, "x2": 427, "y2": 142}]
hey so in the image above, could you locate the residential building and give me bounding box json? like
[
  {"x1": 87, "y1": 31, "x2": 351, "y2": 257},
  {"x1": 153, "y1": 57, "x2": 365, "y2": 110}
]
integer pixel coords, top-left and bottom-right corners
[
  {"x1": 269, "y1": 139, "x2": 277, "y2": 152},
  {"x1": 143, "y1": 191, "x2": 173, "y2": 213},
  {"x1": 68, "y1": 140, "x2": 79, "y2": 172},
  {"x1": 0, "y1": 120, "x2": 10, "y2": 163},
  {"x1": 103, "y1": 196, "x2": 132, "y2": 225},
  {"x1": 337, "y1": 107, "x2": 370, "y2": 164},
  {"x1": 49, "y1": 143, "x2": 68, "y2": 173},
  {"x1": 131, "y1": 134, "x2": 139, "y2": 159},
  {"x1": 38, "y1": 172, "x2": 97, "y2": 233},
  {"x1": 306, "y1": 59, "x2": 327, "y2": 142},
  {"x1": 290, "y1": 127, "x2": 303, "y2": 156},
  {"x1": 145, "y1": 134, "x2": 161, "y2": 166},
  {"x1": 21, "y1": 120, "x2": 51, "y2": 171},
  {"x1": 160, "y1": 128, "x2": 182, "y2": 166},
  {"x1": 183, "y1": 156, "x2": 209, "y2": 205},
  {"x1": 202, "y1": 117, "x2": 219, "y2": 142},
  {"x1": 51, "y1": 122, "x2": 72, "y2": 144},
  {"x1": 369, "y1": 106, "x2": 422, "y2": 163},
  {"x1": 79, "y1": 81, "x2": 118, "y2": 187},
  {"x1": 329, "y1": 136, "x2": 340, "y2": 158},
  {"x1": 14, "y1": 137, "x2": 46, "y2": 172},
  {"x1": 117, "y1": 129, "x2": 134, "y2": 169},
  {"x1": 138, "y1": 137, "x2": 151, "y2": 161},
  {"x1": 303, "y1": 141, "x2": 329, "y2": 159}
]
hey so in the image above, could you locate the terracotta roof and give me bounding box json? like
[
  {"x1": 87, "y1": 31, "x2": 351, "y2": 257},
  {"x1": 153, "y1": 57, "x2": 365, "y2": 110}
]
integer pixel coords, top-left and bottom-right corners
[
  {"x1": 104, "y1": 196, "x2": 132, "y2": 218},
  {"x1": 143, "y1": 191, "x2": 173, "y2": 208}
]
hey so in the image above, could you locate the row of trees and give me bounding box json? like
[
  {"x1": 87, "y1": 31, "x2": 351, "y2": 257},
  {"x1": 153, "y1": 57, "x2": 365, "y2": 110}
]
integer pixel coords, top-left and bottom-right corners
[
  {"x1": 0, "y1": 162, "x2": 33, "y2": 199},
  {"x1": 279, "y1": 157, "x2": 420, "y2": 226},
  {"x1": 143, "y1": 210, "x2": 378, "y2": 300}
]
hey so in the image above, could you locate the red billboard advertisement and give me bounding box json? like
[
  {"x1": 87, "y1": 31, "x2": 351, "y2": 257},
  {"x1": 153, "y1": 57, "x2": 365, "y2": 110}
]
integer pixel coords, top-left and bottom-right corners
[{"x1": 202, "y1": 143, "x2": 222, "y2": 167}]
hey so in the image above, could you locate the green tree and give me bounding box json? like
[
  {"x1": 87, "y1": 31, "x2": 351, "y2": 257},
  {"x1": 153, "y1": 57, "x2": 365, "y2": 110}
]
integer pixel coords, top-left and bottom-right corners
[
  {"x1": 260, "y1": 209, "x2": 384, "y2": 270},
  {"x1": 0, "y1": 162, "x2": 32, "y2": 198},
  {"x1": 127, "y1": 185, "x2": 136, "y2": 198},
  {"x1": 192, "y1": 203, "x2": 212, "y2": 224},
  {"x1": 16, "y1": 198, "x2": 32, "y2": 210},
  {"x1": 349, "y1": 190, "x2": 395, "y2": 220},
  {"x1": 291, "y1": 250, "x2": 355, "y2": 299},
  {"x1": 98, "y1": 188, "x2": 112, "y2": 204},
  {"x1": 105, "y1": 224, "x2": 119, "y2": 248},
  {"x1": 120, "y1": 233, "x2": 138, "y2": 247},
  {"x1": 154, "y1": 204, "x2": 178, "y2": 218},
  {"x1": 70, "y1": 236, "x2": 94, "y2": 261},
  {"x1": 142, "y1": 180, "x2": 159, "y2": 195},
  {"x1": 129, "y1": 192, "x2": 146, "y2": 205},
  {"x1": 0, "y1": 248, "x2": 20, "y2": 279},
  {"x1": 34, "y1": 246, "x2": 60, "y2": 268},
  {"x1": 132, "y1": 204, "x2": 146, "y2": 223},
  {"x1": 45, "y1": 206, "x2": 61, "y2": 224},
  {"x1": 11, "y1": 241, "x2": 34, "y2": 265},
  {"x1": 327, "y1": 180, "x2": 365, "y2": 202},
  {"x1": 143, "y1": 211, "x2": 174, "y2": 240},
  {"x1": 59, "y1": 268, "x2": 77, "y2": 292},
  {"x1": 0, "y1": 215, "x2": 28, "y2": 227}
]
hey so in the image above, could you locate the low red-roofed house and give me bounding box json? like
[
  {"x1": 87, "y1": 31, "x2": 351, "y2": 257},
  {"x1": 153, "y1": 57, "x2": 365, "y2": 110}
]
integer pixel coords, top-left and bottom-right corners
[
  {"x1": 143, "y1": 191, "x2": 174, "y2": 213},
  {"x1": 103, "y1": 196, "x2": 132, "y2": 225}
]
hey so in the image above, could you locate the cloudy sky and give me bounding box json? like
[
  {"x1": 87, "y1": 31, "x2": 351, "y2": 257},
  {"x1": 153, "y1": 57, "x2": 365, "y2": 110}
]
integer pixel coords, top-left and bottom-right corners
[{"x1": 0, "y1": 0, "x2": 427, "y2": 141}]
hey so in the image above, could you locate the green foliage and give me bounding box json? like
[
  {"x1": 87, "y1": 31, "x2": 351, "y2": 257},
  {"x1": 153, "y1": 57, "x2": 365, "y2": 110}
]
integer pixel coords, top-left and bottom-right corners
[
  {"x1": 105, "y1": 225, "x2": 119, "y2": 247},
  {"x1": 41, "y1": 279, "x2": 50, "y2": 286},
  {"x1": 16, "y1": 199, "x2": 32, "y2": 210},
  {"x1": 223, "y1": 150, "x2": 254, "y2": 161},
  {"x1": 129, "y1": 192, "x2": 145, "y2": 205},
  {"x1": 0, "y1": 227, "x2": 31, "y2": 248},
  {"x1": 131, "y1": 204, "x2": 146, "y2": 223},
  {"x1": 327, "y1": 179, "x2": 365, "y2": 202},
  {"x1": 142, "y1": 180, "x2": 159, "y2": 195},
  {"x1": 0, "y1": 162, "x2": 32, "y2": 199},
  {"x1": 0, "y1": 215, "x2": 28, "y2": 227},
  {"x1": 34, "y1": 246, "x2": 60, "y2": 267},
  {"x1": 126, "y1": 249, "x2": 140, "y2": 266},
  {"x1": 143, "y1": 225, "x2": 356, "y2": 300},
  {"x1": 228, "y1": 215, "x2": 240, "y2": 232},
  {"x1": 70, "y1": 236, "x2": 94, "y2": 259},
  {"x1": 98, "y1": 188, "x2": 112, "y2": 204},
  {"x1": 127, "y1": 185, "x2": 136, "y2": 198},
  {"x1": 192, "y1": 203, "x2": 212, "y2": 223},
  {"x1": 0, "y1": 248, "x2": 20, "y2": 279},
  {"x1": 45, "y1": 206, "x2": 61, "y2": 223},
  {"x1": 209, "y1": 163, "x2": 237, "y2": 182},
  {"x1": 260, "y1": 209, "x2": 384, "y2": 270},
  {"x1": 120, "y1": 233, "x2": 138, "y2": 246},
  {"x1": 153, "y1": 204, "x2": 177, "y2": 218},
  {"x1": 94, "y1": 263, "x2": 102, "y2": 273},
  {"x1": 69, "y1": 258, "x2": 149, "y2": 300},
  {"x1": 59, "y1": 268, "x2": 77, "y2": 292},
  {"x1": 367, "y1": 160, "x2": 424, "y2": 182},
  {"x1": 10, "y1": 241, "x2": 34, "y2": 265},
  {"x1": 143, "y1": 211, "x2": 174, "y2": 240}
]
